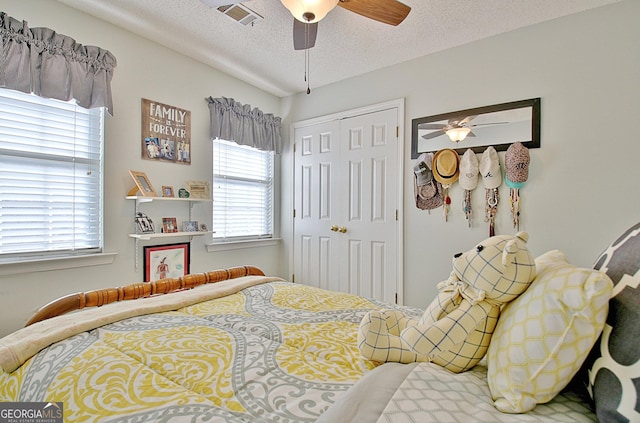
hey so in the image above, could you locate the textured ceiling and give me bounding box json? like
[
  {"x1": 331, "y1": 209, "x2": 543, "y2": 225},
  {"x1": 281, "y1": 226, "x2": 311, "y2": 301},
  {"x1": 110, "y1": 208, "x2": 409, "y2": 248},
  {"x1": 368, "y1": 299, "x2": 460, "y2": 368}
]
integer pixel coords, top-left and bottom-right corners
[{"x1": 57, "y1": 0, "x2": 620, "y2": 97}]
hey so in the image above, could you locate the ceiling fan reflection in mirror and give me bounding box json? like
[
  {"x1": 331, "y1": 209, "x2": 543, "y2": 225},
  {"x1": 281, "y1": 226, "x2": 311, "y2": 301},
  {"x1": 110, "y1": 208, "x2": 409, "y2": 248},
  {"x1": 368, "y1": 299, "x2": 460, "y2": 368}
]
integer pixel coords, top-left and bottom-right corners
[{"x1": 419, "y1": 116, "x2": 509, "y2": 143}]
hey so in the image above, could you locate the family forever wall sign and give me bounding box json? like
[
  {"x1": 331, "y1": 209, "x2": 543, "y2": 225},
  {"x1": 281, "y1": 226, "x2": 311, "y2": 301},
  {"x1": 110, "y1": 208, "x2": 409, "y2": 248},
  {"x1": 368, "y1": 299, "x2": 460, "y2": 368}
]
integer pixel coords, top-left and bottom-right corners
[{"x1": 141, "y1": 98, "x2": 191, "y2": 165}]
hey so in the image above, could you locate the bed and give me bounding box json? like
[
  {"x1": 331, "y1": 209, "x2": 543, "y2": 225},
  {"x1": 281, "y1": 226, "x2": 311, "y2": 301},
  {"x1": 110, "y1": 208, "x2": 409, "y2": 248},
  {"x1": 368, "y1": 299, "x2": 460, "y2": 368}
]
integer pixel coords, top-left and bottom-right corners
[{"x1": 1, "y1": 221, "x2": 639, "y2": 422}]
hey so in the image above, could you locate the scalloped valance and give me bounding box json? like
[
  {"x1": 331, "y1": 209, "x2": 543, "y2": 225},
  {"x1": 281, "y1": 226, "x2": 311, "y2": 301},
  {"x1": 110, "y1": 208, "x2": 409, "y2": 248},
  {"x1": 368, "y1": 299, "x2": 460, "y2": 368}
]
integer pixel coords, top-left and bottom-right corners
[
  {"x1": 0, "y1": 12, "x2": 117, "y2": 114},
  {"x1": 207, "y1": 96, "x2": 282, "y2": 153}
]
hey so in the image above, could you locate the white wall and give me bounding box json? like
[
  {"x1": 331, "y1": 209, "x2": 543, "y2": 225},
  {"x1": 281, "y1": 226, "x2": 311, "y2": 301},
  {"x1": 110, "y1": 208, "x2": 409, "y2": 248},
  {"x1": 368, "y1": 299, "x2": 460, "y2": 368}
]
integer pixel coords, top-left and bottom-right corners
[
  {"x1": 0, "y1": 0, "x2": 284, "y2": 336},
  {"x1": 280, "y1": 0, "x2": 640, "y2": 309},
  {"x1": 1, "y1": 0, "x2": 637, "y2": 337}
]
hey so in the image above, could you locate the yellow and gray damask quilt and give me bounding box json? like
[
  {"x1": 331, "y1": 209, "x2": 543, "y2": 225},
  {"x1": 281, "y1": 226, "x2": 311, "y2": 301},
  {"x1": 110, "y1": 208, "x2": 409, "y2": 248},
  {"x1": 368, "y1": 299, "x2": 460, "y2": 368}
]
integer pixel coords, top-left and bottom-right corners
[{"x1": 0, "y1": 277, "x2": 419, "y2": 422}]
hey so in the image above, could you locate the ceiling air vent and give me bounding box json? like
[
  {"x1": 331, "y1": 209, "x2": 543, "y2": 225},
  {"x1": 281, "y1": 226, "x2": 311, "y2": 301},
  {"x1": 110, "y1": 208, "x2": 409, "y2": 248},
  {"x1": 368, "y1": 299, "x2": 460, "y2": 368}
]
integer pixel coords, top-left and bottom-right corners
[{"x1": 217, "y1": 4, "x2": 263, "y2": 26}]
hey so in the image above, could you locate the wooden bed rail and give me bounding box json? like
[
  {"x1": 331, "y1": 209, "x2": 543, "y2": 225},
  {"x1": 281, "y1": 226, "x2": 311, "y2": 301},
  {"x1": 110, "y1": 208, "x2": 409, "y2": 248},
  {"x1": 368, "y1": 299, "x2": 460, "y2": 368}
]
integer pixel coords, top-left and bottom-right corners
[{"x1": 25, "y1": 265, "x2": 265, "y2": 327}]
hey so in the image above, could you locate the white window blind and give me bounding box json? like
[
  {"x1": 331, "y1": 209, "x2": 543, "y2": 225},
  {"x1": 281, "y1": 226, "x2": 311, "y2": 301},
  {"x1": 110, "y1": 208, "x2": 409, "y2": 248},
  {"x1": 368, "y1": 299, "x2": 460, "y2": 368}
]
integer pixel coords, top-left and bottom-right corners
[
  {"x1": 213, "y1": 139, "x2": 273, "y2": 240},
  {"x1": 0, "y1": 88, "x2": 104, "y2": 258}
]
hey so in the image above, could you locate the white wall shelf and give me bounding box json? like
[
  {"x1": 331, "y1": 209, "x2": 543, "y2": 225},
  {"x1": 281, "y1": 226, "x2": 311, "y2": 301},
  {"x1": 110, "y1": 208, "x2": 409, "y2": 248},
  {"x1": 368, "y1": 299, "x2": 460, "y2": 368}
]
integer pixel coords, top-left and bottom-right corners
[
  {"x1": 126, "y1": 195, "x2": 211, "y2": 204},
  {"x1": 128, "y1": 231, "x2": 211, "y2": 240},
  {"x1": 126, "y1": 195, "x2": 212, "y2": 269}
]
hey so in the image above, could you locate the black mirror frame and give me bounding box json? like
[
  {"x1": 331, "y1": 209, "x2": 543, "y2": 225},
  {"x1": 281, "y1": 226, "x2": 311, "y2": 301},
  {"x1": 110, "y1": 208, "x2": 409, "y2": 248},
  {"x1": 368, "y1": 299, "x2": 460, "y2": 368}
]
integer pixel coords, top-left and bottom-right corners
[{"x1": 411, "y1": 98, "x2": 541, "y2": 159}]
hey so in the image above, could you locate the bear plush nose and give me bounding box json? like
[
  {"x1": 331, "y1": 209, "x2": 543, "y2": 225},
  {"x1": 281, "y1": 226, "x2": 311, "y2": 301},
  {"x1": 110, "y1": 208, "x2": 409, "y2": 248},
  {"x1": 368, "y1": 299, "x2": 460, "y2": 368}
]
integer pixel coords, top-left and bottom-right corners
[{"x1": 454, "y1": 252, "x2": 462, "y2": 258}]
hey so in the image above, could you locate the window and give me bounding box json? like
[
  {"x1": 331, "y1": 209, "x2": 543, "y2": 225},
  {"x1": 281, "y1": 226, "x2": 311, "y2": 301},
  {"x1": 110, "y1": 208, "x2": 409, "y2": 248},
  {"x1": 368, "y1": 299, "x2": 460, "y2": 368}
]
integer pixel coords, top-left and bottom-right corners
[
  {"x1": 213, "y1": 139, "x2": 273, "y2": 241},
  {"x1": 0, "y1": 88, "x2": 104, "y2": 259}
]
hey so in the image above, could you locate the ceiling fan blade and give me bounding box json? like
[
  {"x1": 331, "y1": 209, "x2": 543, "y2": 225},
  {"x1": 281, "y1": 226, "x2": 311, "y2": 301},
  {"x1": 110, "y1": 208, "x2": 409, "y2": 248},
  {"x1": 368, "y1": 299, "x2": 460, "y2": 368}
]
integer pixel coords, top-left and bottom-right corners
[
  {"x1": 418, "y1": 123, "x2": 446, "y2": 130},
  {"x1": 470, "y1": 121, "x2": 509, "y2": 127},
  {"x1": 458, "y1": 115, "x2": 477, "y2": 125},
  {"x1": 422, "y1": 130, "x2": 445, "y2": 140},
  {"x1": 337, "y1": 0, "x2": 411, "y2": 26},
  {"x1": 293, "y1": 19, "x2": 318, "y2": 50}
]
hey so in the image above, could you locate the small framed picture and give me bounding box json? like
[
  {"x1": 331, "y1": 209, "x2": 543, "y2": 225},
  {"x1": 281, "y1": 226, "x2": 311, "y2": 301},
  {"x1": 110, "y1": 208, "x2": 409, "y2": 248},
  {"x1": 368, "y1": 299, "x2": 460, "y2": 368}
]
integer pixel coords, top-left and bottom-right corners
[
  {"x1": 143, "y1": 242, "x2": 190, "y2": 282},
  {"x1": 183, "y1": 221, "x2": 198, "y2": 232},
  {"x1": 185, "y1": 180, "x2": 211, "y2": 199},
  {"x1": 128, "y1": 170, "x2": 157, "y2": 197},
  {"x1": 162, "y1": 217, "x2": 178, "y2": 233},
  {"x1": 135, "y1": 212, "x2": 155, "y2": 234},
  {"x1": 200, "y1": 223, "x2": 208, "y2": 232},
  {"x1": 162, "y1": 186, "x2": 175, "y2": 197}
]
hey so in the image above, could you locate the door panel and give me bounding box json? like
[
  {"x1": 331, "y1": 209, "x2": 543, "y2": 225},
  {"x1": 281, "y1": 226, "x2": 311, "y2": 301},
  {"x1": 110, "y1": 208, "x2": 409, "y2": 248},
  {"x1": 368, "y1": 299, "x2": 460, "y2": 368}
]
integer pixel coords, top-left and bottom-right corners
[
  {"x1": 371, "y1": 241, "x2": 386, "y2": 300},
  {"x1": 372, "y1": 157, "x2": 386, "y2": 222},
  {"x1": 349, "y1": 160, "x2": 362, "y2": 221},
  {"x1": 348, "y1": 239, "x2": 362, "y2": 295},
  {"x1": 293, "y1": 121, "x2": 340, "y2": 289},
  {"x1": 319, "y1": 162, "x2": 332, "y2": 220},
  {"x1": 339, "y1": 108, "x2": 398, "y2": 303},
  {"x1": 300, "y1": 164, "x2": 312, "y2": 218}
]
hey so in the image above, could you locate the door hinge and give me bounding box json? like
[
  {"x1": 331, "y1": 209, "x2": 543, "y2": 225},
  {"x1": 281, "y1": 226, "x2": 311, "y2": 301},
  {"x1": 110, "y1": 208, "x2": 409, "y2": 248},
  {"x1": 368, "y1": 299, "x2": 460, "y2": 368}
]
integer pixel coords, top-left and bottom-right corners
[
  {"x1": 396, "y1": 126, "x2": 399, "y2": 138},
  {"x1": 395, "y1": 292, "x2": 398, "y2": 304},
  {"x1": 291, "y1": 273, "x2": 295, "y2": 283},
  {"x1": 395, "y1": 209, "x2": 398, "y2": 221},
  {"x1": 293, "y1": 209, "x2": 296, "y2": 218},
  {"x1": 293, "y1": 143, "x2": 296, "y2": 153}
]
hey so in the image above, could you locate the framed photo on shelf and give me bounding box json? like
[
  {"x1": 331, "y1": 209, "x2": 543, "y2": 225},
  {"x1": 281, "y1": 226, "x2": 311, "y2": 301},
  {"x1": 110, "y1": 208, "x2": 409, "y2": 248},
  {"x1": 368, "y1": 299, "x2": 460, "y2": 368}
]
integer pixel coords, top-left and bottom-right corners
[
  {"x1": 183, "y1": 221, "x2": 198, "y2": 232},
  {"x1": 135, "y1": 212, "x2": 155, "y2": 234},
  {"x1": 162, "y1": 185, "x2": 175, "y2": 197},
  {"x1": 162, "y1": 217, "x2": 178, "y2": 233},
  {"x1": 128, "y1": 170, "x2": 157, "y2": 197},
  {"x1": 143, "y1": 242, "x2": 190, "y2": 282},
  {"x1": 184, "y1": 180, "x2": 211, "y2": 199}
]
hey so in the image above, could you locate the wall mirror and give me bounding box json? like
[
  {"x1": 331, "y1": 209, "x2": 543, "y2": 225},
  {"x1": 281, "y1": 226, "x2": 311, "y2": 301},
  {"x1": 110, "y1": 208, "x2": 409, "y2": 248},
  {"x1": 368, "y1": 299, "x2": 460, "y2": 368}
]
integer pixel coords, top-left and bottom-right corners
[{"x1": 411, "y1": 98, "x2": 540, "y2": 158}]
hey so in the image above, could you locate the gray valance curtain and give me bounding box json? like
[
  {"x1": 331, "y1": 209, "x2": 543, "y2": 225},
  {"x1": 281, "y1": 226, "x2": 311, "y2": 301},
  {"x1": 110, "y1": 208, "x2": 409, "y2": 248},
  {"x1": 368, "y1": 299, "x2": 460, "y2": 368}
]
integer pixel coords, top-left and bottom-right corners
[
  {"x1": 0, "y1": 12, "x2": 117, "y2": 114},
  {"x1": 207, "y1": 97, "x2": 282, "y2": 153}
]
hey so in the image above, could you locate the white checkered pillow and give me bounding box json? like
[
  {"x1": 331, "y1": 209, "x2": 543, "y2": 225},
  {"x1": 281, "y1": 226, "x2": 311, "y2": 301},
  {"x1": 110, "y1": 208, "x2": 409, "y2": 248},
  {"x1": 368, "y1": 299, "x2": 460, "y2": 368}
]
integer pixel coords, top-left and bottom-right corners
[{"x1": 487, "y1": 249, "x2": 612, "y2": 413}]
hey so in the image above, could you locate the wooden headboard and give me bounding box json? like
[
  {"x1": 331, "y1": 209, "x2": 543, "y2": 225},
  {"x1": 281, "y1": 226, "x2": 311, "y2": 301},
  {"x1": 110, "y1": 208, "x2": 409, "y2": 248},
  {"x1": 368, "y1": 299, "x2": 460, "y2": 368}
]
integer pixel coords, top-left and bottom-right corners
[{"x1": 25, "y1": 265, "x2": 265, "y2": 326}]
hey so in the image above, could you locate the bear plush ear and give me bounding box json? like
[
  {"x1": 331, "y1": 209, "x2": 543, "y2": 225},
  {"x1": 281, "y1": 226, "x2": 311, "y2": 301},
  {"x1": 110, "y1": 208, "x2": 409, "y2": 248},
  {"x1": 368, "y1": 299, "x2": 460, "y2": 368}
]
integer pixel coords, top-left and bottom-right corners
[
  {"x1": 502, "y1": 239, "x2": 519, "y2": 267},
  {"x1": 503, "y1": 232, "x2": 529, "y2": 266}
]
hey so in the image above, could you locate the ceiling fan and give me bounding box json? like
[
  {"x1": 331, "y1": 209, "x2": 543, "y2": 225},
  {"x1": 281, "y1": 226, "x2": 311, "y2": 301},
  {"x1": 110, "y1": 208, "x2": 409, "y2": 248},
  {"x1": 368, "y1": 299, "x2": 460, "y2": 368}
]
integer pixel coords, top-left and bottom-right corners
[
  {"x1": 419, "y1": 116, "x2": 509, "y2": 142},
  {"x1": 289, "y1": 0, "x2": 411, "y2": 50},
  {"x1": 201, "y1": 0, "x2": 411, "y2": 50}
]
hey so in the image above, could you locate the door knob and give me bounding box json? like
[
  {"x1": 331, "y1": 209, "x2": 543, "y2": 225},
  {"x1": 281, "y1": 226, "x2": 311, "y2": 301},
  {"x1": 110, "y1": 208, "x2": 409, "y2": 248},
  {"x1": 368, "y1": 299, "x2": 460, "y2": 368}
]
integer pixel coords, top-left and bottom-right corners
[
  {"x1": 330, "y1": 225, "x2": 339, "y2": 232},
  {"x1": 339, "y1": 226, "x2": 347, "y2": 233}
]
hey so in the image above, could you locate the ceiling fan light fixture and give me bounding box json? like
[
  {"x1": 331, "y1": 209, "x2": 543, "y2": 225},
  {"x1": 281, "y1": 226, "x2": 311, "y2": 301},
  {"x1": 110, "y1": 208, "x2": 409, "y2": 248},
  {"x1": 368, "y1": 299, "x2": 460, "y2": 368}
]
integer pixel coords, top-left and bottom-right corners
[
  {"x1": 280, "y1": 0, "x2": 339, "y2": 23},
  {"x1": 446, "y1": 127, "x2": 471, "y2": 142}
]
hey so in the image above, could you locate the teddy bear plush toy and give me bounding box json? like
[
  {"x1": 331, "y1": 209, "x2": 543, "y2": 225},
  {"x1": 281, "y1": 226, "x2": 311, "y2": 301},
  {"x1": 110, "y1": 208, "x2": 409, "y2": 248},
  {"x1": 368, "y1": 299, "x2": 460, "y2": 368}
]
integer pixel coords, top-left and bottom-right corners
[{"x1": 358, "y1": 231, "x2": 536, "y2": 373}]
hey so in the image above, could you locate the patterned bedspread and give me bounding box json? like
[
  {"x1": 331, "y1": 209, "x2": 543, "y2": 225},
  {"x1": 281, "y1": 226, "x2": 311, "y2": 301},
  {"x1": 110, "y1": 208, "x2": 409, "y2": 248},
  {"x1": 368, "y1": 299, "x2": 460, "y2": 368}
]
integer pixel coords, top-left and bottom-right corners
[
  {"x1": 318, "y1": 361, "x2": 598, "y2": 423},
  {"x1": 0, "y1": 278, "x2": 418, "y2": 422},
  {"x1": 376, "y1": 363, "x2": 597, "y2": 422}
]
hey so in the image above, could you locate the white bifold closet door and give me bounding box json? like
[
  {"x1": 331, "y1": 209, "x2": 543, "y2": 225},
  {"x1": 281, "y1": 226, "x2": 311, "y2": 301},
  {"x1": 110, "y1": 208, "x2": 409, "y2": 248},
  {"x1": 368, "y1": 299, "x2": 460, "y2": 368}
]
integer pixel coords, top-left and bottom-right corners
[{"x1": 293, "y1": 107, "x2": 399, "y2": 304}]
